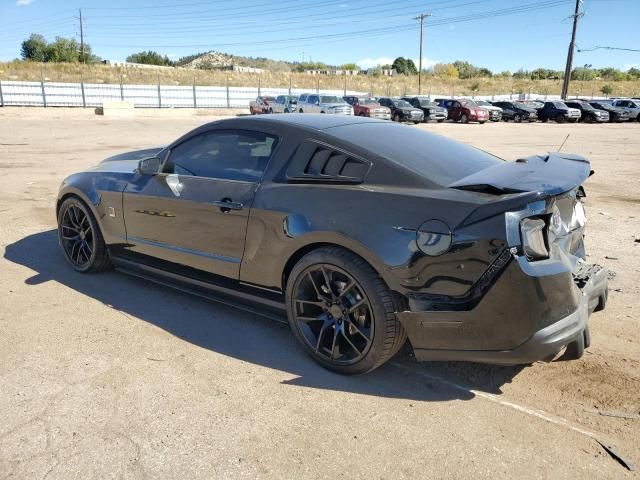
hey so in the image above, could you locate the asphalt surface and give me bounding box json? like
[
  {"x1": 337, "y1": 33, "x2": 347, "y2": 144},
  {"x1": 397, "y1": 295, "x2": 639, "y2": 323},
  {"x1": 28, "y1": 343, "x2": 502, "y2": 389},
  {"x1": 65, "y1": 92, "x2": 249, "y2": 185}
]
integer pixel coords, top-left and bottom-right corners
[{"x1": 1, "y1": 109, "x2": 638, "y2": 479}]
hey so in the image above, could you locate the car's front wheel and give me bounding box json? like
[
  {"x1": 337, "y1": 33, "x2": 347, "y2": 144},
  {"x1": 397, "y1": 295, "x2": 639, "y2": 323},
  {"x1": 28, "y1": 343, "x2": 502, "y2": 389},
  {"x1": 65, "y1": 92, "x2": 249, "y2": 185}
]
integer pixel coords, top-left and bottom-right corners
[
  {"x1": 393, "y1": 113, "x2": 401, "y2": 122},
  {"x1": 57, "y1": 197, "x2": 112, "y2": 273},
  {"x1": 286, "y1": 247, "x2": 406, "y2": 374},
  {"x1": 460, "y1": 114, "x2": 468, "y2": 123}
]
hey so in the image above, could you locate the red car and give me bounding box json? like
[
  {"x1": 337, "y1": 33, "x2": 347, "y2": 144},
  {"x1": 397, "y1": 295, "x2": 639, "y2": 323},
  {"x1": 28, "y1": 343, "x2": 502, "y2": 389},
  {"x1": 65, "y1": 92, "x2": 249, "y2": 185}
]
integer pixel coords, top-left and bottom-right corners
[
  {"x1": 439, "y1": 99, "x2": 490, "y2": 124},
  {"x1": 249, "y1": 96, "x2": 276, "y2": 115}
]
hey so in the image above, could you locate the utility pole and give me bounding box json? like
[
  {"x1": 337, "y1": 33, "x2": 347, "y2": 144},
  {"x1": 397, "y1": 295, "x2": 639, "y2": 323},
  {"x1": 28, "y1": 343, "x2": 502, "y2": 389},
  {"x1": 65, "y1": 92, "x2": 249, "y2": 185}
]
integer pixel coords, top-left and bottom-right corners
[
  {"x1": 561, "y1": 0, "x2": 583, "y2": 99},
  {"x1": 78, "y1": 9, "x2": 85, "y2": 64},
  {"x1": 414, "y1": 13, "x2": 431, "y2": 95}
]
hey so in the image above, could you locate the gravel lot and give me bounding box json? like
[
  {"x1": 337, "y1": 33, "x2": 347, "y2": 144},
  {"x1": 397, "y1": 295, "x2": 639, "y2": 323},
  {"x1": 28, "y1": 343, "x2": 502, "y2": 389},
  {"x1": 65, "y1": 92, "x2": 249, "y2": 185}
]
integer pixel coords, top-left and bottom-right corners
[{"x1": 1, "y1": 109, "x2": 638, "y2": 479}]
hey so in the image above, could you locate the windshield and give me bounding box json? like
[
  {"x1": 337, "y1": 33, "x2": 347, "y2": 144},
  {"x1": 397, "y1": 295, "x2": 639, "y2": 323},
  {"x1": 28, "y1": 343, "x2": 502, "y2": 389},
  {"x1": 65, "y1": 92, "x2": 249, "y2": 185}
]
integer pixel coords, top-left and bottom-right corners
[
  {"x1": 419, "y1": 100, "x2": 437, "y2": 107},
  {"x1": 320, "y1": 96, "x2": 344, "y2": 104},
  {"x1": 359, "y1": 98, "x2": 379, "y2": 105},
  {"x1": 475, "y1": 101, "x2": 490, "y2": 106},
  {"x1": 327, "y1": 123, "x2": 502, "y2": 187},
  {"x1": 461, "y1": 100, "x2": 478, "y2": 107},
  {"x1": 553, "y1": 102, "x2": 568, "y2": 108},
  {"x1": 392, "y1": 100, "x2": 412, "y2": 108},
  {"x1": 286, "y1": 96, "x2": 298, "y2": 103}
]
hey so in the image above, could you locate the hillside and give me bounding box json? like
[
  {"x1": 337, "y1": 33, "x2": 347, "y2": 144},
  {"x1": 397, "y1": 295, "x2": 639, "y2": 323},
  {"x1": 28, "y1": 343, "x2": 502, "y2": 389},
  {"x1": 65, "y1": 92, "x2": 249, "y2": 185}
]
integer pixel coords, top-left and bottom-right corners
[{"x1": 2, "y1": 60, "x2": 639, "y2": 99}]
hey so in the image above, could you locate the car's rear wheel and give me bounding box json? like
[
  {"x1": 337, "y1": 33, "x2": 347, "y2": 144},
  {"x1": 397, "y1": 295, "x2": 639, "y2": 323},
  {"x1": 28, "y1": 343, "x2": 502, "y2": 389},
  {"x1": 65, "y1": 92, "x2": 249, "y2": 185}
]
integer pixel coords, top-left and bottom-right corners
[
  {"x1": 286, "y1": 247, "x2": 406, "y2": 374},
  {"x1": 57, "y1": 197, "x2": 112, "y2": 273}
]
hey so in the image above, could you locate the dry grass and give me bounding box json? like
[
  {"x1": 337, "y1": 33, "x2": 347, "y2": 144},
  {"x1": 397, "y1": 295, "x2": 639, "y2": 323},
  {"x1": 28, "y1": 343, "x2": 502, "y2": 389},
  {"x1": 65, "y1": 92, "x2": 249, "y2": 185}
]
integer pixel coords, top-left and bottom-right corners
[{"x1": 2, "y1": 60, "x2": 640, "y2": 98}]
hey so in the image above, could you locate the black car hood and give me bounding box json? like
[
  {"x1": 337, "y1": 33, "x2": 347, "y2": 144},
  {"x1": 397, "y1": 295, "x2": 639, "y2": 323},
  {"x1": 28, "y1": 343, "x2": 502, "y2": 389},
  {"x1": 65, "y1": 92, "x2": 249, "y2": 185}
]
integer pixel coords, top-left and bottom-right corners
[
  {"x1": 449, "y1": 152, "x2": 591, "y2": 196},
  {"x1": 102, "y1": 147, "x2": 164, "y2": 163}
]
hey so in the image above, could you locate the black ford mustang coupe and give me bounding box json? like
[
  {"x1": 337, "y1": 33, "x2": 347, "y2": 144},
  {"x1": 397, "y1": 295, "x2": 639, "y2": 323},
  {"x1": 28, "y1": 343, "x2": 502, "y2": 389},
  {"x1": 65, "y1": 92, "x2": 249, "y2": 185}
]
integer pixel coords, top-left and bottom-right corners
[{"x1": 56, "y1": 115, "x2": 607, "y2": 374}]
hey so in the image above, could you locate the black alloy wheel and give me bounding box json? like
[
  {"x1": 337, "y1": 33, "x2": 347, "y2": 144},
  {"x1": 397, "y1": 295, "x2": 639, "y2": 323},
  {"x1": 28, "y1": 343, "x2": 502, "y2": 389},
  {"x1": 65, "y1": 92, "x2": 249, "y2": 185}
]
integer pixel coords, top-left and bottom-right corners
[
  {"x1": 57, "y1": 197, "x2": 112, "y2": 273},
  {"x1": 514, "y1": 113, "x2": 522, "y2": 123},
  {"x1": 286, "y1": 247, "x2": 406, "y2": 374}
]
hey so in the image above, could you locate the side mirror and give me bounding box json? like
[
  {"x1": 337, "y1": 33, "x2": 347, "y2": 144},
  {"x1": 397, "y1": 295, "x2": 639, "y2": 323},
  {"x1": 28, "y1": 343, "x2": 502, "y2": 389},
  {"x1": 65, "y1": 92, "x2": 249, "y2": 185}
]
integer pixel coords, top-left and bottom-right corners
[{"x1": 138, "y1": 156, "x2": 161, "y2": 175}]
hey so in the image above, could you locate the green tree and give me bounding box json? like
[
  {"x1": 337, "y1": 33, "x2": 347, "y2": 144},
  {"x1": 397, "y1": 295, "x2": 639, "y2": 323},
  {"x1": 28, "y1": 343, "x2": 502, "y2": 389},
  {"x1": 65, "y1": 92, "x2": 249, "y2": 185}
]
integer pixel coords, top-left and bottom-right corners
[
  {"x1": 126, "y1": 50, "x2": 173, "y2": 66},
  {"x1": 20, "y1": 34, "x2": 48, "y2": 61},
  {"x1": 628, "y1": 67, "x2": 640, "y2": 79},
  {"x1": 477, "y1": 67, "x2": 493, "y2": 78},
  {"x1": 453, "y1": 60, "x2": 477, "y2": 79},
  {"x1": 392, "y1": 57, "x2": 408, "y2": 74},
  {"x1": 405, "y1": 59, "x2": 417, "y2": 75},
  {"x1": 339, "y1": 63, "x2": 360, "y2": 71},
  {"x1": 600, "y1": 84, "x2": 613, "y2": 96},
  {"x1": 45, "y1": 37, "x2": 81, "y2": 62}
]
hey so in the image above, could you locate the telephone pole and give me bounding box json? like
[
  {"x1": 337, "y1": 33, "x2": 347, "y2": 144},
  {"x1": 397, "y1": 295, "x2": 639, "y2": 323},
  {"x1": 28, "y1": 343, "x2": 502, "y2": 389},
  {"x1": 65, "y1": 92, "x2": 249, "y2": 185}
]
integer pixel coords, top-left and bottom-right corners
[
  {"x1": 414, "y1": 13, "x2": 431, "y2": 95},
  {"x1": 78, "y1": 9, "x2": 85, "y2": 64},
  {"x1": 561, "y1": 0, "x2": 583, "y2": 99}
]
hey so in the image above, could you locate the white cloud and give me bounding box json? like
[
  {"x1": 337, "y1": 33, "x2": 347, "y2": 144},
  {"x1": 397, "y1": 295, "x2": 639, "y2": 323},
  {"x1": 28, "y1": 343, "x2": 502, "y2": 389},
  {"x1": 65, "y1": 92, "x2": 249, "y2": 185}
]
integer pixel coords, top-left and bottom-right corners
[
  {"x1": 17, "y1": 0, "x2": 34, "y2": 5},
  {"x1": 356, "y1": 57, "x2": 395, "y2": 69},
  {"x1": 356, "y1": 56, "x2": 439, "y2": 70},
  {"x1": 623, "y1": 63, "x2": 638, "y2": 71}
]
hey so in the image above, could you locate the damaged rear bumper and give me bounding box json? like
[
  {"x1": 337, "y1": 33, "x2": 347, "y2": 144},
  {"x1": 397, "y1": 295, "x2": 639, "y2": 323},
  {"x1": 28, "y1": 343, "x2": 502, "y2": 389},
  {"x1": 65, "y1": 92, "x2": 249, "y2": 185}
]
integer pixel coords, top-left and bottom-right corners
[{"x1": 398, "y1": 263, "x2": 608, "y2": 365}]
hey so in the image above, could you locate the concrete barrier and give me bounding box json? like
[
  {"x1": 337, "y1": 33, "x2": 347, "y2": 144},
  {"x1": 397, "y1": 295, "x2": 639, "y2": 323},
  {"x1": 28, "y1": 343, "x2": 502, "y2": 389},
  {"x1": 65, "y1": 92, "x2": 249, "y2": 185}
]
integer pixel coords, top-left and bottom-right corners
[{"x1": 100, "y1": 100, "x2": 135, "y2": 117}]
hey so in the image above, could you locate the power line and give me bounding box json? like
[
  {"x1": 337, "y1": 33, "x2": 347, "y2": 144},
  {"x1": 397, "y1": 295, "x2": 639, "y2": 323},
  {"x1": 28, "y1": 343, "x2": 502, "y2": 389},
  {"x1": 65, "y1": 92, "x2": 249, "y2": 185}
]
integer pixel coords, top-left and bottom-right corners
[{"x1": 577, "y1": 45, "x2": 640, "y2": 53}]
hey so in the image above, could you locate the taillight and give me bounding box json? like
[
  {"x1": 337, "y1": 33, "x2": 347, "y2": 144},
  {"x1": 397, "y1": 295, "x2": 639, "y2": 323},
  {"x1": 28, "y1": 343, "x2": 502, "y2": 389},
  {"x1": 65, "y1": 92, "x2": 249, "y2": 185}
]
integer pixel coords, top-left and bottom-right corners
[{"x1": 520, "y1": 218, "x2": 548, "y2": 260}]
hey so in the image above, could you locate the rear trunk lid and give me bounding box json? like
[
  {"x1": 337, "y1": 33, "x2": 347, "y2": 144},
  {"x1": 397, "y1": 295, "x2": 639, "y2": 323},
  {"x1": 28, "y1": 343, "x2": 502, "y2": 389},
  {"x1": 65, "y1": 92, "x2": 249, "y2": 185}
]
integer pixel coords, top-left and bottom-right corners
[{"x1": 449, "y1": 153, "x2": 591, "y2": 197}]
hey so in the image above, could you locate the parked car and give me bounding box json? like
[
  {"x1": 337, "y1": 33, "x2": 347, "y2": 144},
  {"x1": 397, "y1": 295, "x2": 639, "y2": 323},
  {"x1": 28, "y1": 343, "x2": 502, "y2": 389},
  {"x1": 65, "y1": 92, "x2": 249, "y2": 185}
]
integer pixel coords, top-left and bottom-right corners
[
  {"x1": 343, "y1": 96, "x2": 391, "y2": 120},
  {"x1": 473, "y1": 100, "x2": 503, "y2": 122},
  {"x1": 538, "y1": 101, "x2": 581, "y2": 123},
  {"x1": 610, "y1": 99, "x2": 640, "y2": 121},
  {"x1": 441, "y1": 99, "x2": 490, "y2": 124},
  {"x1": 587, "y1": 101, "x2": 631, "y2": 122},
  {"x1": 376, "y1": 97, "x2": 424, "y2": 123},
  {"x1": 401, "y1": 96, "x2": 448, "y2": 122},
  {"x1": 56, "y1": 114, "x2": 608, "y2": 373},
  {"x1": 249, "y1": 96, "x2": 275, "y2": 115},
  {"x1": 299, "y1": 94, "x2": 353, "y2": 115},
  {"x1": 492, "y1": 101, "x2": 538, "y2": 122},
  {"x1": 565, "y1": 101, "x2": 610, "y2": 123},
  {"x1": 269, "y1": 95, "x2": 299, "y2": 114}
]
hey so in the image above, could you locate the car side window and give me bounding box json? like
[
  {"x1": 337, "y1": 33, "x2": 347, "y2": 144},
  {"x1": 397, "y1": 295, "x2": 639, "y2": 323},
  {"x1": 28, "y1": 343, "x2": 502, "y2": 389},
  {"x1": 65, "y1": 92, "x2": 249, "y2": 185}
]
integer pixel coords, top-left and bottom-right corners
[{"x1": 165, "y1": 130, "x2": 278, "y2": 182}]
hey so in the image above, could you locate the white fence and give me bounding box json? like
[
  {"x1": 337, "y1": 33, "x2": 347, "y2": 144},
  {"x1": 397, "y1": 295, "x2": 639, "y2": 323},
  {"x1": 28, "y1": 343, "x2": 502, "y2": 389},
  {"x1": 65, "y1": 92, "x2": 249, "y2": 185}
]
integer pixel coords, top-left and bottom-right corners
[
  {"x1": 0, "y1": 79, "x2": 606, "y2": 108},
  {"x1": 0, "y1": 80, "x2": 366, "y2": 108}
]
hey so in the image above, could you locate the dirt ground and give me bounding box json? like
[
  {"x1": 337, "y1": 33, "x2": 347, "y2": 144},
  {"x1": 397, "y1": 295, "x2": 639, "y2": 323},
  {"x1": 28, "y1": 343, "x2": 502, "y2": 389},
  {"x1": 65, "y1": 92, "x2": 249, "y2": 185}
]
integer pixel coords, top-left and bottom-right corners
[{"x1": 0, "y1": 108, "x2": 638, "y2": 479}]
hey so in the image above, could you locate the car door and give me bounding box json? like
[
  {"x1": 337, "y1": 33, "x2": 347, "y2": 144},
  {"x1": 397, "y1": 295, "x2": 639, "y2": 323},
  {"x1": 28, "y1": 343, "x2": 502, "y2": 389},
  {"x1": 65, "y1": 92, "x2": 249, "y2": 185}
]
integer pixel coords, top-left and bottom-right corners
[
  {"x1": 306, "y1": 94, "x2": 319, "y2": 113},
  {"x1": 122, "y1": 129, "x2": 279, "y2": 279}
]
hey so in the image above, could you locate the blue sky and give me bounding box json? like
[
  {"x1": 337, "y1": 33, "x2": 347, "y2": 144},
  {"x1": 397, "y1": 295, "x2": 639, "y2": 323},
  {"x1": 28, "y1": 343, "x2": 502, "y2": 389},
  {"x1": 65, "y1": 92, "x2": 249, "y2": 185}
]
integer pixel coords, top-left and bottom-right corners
[{"x1": 1, "y1": 0, "x2": 638, "y2": 71}]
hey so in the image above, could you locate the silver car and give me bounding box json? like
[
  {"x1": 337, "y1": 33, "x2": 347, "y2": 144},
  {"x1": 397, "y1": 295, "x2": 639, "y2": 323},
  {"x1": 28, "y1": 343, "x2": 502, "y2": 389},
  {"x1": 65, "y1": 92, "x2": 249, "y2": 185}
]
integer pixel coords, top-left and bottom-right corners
[
  {"x1": 611, "y1": 99, "x2": 640, "y2": 121},
  {"x1": 299, "y1": 94, "x2": 353, "y2": 115}
]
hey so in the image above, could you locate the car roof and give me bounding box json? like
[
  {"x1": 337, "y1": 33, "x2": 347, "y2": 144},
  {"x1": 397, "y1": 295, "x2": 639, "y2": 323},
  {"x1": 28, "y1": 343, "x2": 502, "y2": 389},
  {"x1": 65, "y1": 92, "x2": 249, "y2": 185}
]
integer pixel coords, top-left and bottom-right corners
[{"x1": 204, "y1": 113, "x2": 388, "y2": 131}]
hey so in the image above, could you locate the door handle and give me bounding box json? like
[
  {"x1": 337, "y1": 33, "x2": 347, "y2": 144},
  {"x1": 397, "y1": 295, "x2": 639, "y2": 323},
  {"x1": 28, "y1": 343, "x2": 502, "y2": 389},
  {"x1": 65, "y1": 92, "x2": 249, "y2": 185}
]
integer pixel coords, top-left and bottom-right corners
[{"x1": 211, "y1": 198, "x2": 244, "y2": 212}]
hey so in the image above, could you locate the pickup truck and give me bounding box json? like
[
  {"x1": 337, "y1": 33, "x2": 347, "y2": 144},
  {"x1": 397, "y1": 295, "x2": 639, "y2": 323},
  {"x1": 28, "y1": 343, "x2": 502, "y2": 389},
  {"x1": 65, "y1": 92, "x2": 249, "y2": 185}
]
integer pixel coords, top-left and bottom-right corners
[
  {"x1": 538, "y1": 101, "x2": 581, "y2": 123},
  {"x1": 610, "y1": 99, "x2": 640, "y2": 121},
  {"x1": 249, "y1": 96, "x2": 275, "y2": 115},
  {"x1": 401, "y1": 96, "x2": 448, "y2": 122},
  {"x1": 343, "y1": 96, "x2": 391, "y2": 119},
  {"x1": 269, "y1": 95, "x2": 299, "y2": 114},
  {"x1": 298, "y1": 94, "x2": 353, "y2": 115},
  {"x1": 565, "y1": 100, "x2": 610, "y2": 123}
]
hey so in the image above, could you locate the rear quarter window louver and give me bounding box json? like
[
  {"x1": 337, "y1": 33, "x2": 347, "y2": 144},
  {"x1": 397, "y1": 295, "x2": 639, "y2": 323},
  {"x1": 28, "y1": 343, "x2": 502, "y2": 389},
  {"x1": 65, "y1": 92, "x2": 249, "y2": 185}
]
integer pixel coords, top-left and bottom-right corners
[{"x1": 286, "y1": 140, "x2": 371, "y2": 184}]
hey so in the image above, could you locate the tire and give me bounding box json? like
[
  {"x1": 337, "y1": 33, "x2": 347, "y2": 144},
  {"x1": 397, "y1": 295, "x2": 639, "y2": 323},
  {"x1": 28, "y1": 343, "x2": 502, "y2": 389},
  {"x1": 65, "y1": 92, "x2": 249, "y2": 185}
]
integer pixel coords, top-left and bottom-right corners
[
  {"x1": 460, "y1": 114, "x2": 468, "y2": 123},
  {"x1": 514, "y1": 114, "x2": 522, "y2": 123},
  {"x1": 437, "y1": 119, "x2": 445, "y2": 123},
  {"x1": 268, "y1": 108, "x2": 273, "y2": 114},
  {"x1": 541, "y1": 117, "x2": 548, "y2": 123},
  {"x1": 556, "y1": 114, "x2": 565, "y2": 123},
  {"x1": 393, "y1": 113, "x2": 401, "y2": 122},
  {"x1": 57, "y1": 196, "x2": 112, "y2": 273},
  {"x1": 284, "y1": 109, "x2": 289, "y2": 113},
  {"x1": 286, "y1": 246, "x2": 406, "y2": 375},
  {"x1": 479, "y1": 121, "x2": 486, "y2": 124}
]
